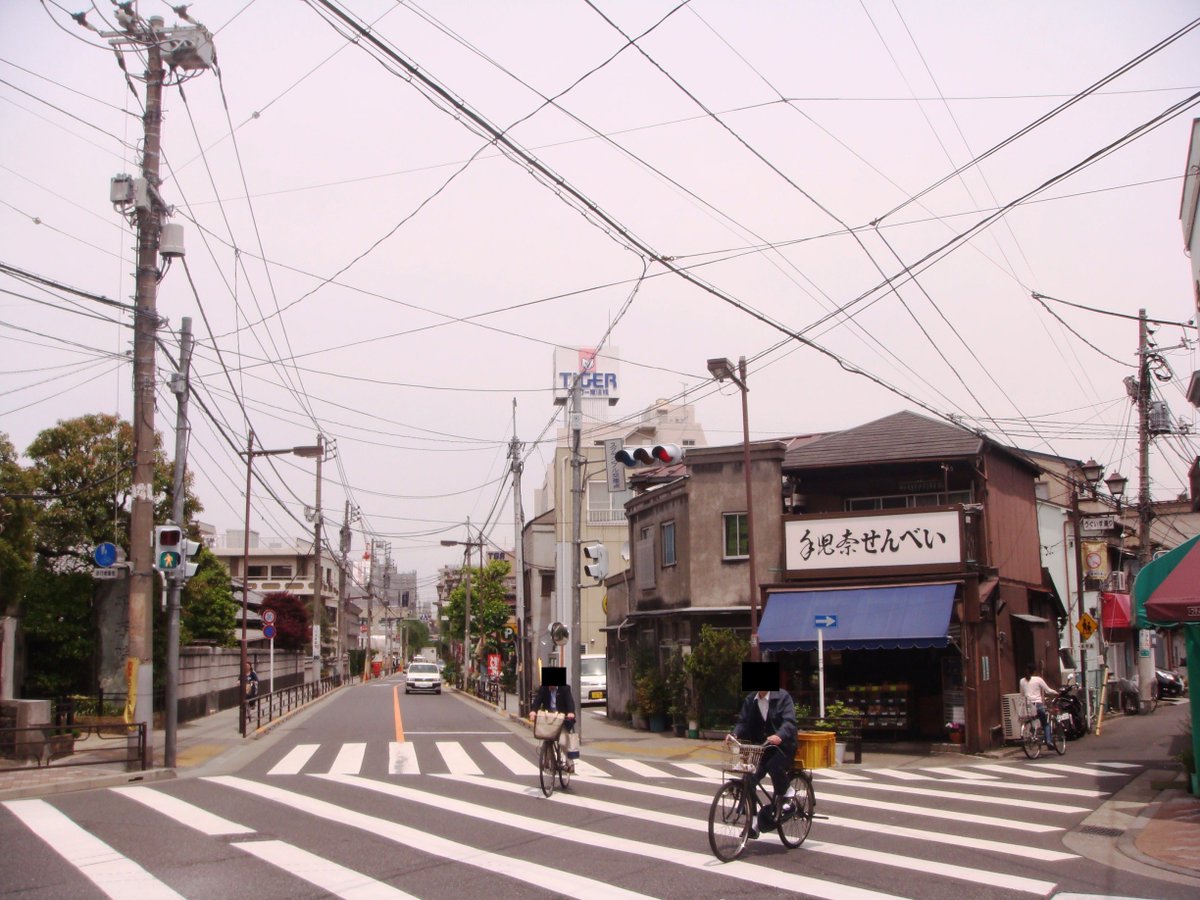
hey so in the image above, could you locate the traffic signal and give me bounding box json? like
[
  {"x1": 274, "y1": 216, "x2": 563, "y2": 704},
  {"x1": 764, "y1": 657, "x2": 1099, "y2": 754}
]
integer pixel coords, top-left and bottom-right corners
[
  {"x1": 612, "y1": 443, "x2": 684, "y2": 467},
  {"x1": 154, "y1": 525, "x2": 183, "y2": 572},
  {"x1": 583, "y1": 543, "x2": 609, "y2": 581},
  {"x1": 181, "y1": 536, "x2": 201, "y2": 580}
]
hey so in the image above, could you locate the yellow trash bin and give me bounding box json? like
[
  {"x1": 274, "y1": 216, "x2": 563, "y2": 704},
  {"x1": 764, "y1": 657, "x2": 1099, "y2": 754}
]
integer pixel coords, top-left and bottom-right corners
[{"x1": 795, "y1": 730, "x2": 836, "y2": 769}]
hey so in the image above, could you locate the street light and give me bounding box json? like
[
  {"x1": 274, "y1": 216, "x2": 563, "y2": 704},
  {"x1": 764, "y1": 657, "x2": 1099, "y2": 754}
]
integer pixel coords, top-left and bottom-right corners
[
  {"x1": 707, "y1": 355, "x2": 760, "y2": 661},
  {"x1": 441, "y1": 522, "x2": 484, "y2": 687},
  {"x1": 239, "y1": 430, "x2": 322, "y2": 736}
]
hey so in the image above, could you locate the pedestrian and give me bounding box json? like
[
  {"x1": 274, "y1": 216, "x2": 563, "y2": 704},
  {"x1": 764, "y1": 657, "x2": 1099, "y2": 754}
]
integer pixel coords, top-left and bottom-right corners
[
  {"x1": 1018, "y1": 662, "x2": 1057, "y2": 748},
  {"x1": 242, "y1": 660, "x2": 259, "y2": 706}
]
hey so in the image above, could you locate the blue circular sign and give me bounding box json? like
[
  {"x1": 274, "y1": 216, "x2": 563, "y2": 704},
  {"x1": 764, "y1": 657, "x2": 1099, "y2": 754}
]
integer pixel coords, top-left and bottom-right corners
[
  {"x1": 262, "y1": 625, "x2": 276, "y2": 640},
  {"x1": 94, "y1": 542, "x2": 118, "y2": 567}
]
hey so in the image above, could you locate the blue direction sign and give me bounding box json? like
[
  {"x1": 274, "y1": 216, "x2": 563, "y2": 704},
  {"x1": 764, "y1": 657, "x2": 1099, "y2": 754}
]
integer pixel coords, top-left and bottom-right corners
[
  {"x1": 813, "y1": 614, "x2": 838, "y2": 629},
  {"x1": 93, "y1": 542, "x2": 118, "y2": 567},
  {"x1": 262, "y1": 625, "x2": 276, "y2": 640}
]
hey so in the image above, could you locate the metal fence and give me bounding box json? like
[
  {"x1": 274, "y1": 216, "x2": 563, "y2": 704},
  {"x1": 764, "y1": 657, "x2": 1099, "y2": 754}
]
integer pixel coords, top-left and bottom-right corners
[
  {"x1": 241, "y1": 673, "x2": 351, "y2": 734},
  {"x1": 0, "y1": 721, "x2": 147, "y2": 771}
]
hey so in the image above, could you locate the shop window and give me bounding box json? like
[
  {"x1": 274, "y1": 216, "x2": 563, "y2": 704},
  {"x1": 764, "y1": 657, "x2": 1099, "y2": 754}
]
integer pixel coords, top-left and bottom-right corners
[{"x1": 723, "y1": 513, "x2": 748, "y2": 559}]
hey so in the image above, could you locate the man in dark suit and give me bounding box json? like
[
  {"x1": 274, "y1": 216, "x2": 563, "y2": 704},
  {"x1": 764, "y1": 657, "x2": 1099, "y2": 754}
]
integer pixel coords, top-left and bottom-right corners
[{"x1": 732, "y1": 662, "x2": 797, "y2": 835}]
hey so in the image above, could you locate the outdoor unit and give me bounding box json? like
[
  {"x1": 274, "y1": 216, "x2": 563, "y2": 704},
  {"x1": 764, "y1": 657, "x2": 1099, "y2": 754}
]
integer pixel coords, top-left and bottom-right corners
[{"x1": 1001, "y1": 693, "x2": 1025, "y2": 741}]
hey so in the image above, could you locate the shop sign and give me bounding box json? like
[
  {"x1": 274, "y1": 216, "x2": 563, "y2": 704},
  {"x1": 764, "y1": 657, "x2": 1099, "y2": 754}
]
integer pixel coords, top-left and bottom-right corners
[
  {"x1": 1081, "y1": 515, "x2": 1115, "y2": 534},
  {"x1": 784, "y1": 509, "x2": 960, "y2": 572}
]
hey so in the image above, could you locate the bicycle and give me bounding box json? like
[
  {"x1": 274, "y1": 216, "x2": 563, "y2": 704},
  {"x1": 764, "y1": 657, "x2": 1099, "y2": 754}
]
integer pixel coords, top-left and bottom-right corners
[
  {"x1": 1020, "y1": 706, "x2": 1066, "y2": 759},
  {"x1": 532, "y1": 711, "x2": 572, "y2": 797},
  {"x1": 707, "y1": 736, "x2": 815, "y2": 862}
]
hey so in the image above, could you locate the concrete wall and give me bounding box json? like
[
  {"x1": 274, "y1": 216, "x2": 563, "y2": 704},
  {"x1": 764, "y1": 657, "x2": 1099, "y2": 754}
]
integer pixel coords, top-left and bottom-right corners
[{"x1": 177, "y1": 645, "x2": 312, "y2": 722}]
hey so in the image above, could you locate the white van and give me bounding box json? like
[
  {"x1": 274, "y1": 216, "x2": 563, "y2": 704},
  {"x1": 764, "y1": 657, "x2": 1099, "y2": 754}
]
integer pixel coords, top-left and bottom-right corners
[{"x1": 580, "y1": 654, "x2": 607, "y2": 705}]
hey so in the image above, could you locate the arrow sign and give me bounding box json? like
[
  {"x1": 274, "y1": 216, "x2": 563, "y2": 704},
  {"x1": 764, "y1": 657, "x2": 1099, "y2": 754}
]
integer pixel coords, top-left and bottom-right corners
[{"x1": 813, "y1": 614, "x2": 838, "y2": 629}]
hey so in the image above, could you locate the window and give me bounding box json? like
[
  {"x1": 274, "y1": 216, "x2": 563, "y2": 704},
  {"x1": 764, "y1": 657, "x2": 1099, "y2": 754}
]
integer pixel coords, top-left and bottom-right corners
[
  {"x1": 661, "y1": 521, "x2": 676, "y2": 567},
  {"x1": 723, "y1": 513, "x2": 748, "y2": 559},
  {"x1": 247, "y1": 565, "x2": 267, "y2": 578},
  {"x1": 845, "y1": 489, "x2": 972, "y2": 511},
  {"x1": 587, "y1": 480, "x2": 632, "y2": 524},
  {"x1": 270, "y1": 564, "x2": 293, "y2": 578}
]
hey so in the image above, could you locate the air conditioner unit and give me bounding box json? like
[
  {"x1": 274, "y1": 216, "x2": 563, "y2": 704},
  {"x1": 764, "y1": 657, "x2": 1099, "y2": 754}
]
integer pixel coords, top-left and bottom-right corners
[{"x1": 1001, "y1": 693, "x2": 1025, "y2": 741}]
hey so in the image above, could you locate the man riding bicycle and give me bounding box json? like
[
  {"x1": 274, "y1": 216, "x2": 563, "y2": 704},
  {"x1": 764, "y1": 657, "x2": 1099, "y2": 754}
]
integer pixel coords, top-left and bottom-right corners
[{"x1": 730, "y1": 661, "x2": 798, "y2": 837}]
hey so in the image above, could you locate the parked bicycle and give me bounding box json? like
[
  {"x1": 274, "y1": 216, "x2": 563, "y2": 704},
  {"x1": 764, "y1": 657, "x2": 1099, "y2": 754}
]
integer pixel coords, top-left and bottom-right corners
[
  {"x1": 532, "y1": 711, "x2": 571, "y2": 797},
  {"x1": 1020, "y1": 702, "x2": 1066, "y2": 759},
  {"x1": 707, "y1": 736, "x2": 815, "y2": 862}
]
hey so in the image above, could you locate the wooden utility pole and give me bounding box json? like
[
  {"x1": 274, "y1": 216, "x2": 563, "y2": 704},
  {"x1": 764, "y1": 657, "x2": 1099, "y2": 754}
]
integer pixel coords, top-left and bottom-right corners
[
  {"x1": 1135, "y1": 309, "x2": 1156, "y2": 710},
  {"x1": 126, "y1": 28, "x2": 165, "y2": 769}
]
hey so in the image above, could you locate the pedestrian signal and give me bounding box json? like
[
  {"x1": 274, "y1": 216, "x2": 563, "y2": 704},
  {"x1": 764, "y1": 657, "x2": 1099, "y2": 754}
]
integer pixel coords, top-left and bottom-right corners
[{"x1": 154, "y1": 525, "x2": 183, "y2": 572}]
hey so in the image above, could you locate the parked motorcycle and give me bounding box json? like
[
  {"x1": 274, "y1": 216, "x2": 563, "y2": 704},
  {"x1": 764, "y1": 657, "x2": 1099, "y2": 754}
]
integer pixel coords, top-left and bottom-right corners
[{"x1": 1054, "y1": 680, "x2": 1088, "y2": 739}]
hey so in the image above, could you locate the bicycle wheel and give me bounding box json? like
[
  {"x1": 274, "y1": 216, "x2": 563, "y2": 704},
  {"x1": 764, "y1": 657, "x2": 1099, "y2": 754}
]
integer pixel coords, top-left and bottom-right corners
[
  {"x1": 1021, "y1": 721, "x2": 1042, "y2": 759},
  {"x1": 557, "y1": 743, "x2": 572, "y2": 790},
  {"x1": 708, "y1": 780, "x2": 750, "y2": 862},
  {"x1": 1051, "y1": 717, "x2": 1066, "y2": 755},
  {"x1": 777, "y1": 770, "x2": 815, "y2": 848},
  {"x1": 538, "y1": 741, "x2": 556, "y2": 797}
]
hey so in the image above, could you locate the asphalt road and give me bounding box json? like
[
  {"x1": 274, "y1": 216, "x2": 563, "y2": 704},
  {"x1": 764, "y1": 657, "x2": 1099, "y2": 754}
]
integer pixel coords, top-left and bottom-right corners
[{"x1": 1, "y1": 676, "x2": 1195, "y2": 898}]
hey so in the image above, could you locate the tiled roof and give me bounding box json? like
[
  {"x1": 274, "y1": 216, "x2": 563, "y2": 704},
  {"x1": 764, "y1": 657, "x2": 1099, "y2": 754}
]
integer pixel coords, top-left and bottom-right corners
[{"x1": 782, "y1": 410, "x2": 991, "y2": 470}]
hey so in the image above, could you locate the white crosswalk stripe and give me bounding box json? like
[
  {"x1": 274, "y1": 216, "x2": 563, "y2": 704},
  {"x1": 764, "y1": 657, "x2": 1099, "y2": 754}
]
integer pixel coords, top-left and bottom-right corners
[{"x1": 4, "y1": 743, "x2": 1132, "y2": 898}]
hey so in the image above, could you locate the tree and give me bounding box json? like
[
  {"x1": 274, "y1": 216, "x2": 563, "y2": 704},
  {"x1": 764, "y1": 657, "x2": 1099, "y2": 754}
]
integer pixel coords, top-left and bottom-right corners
[
  {"x1": 442, "y1": 560, "x2": 511, "y2": 663},
  {"x1": 181, "y1": 545, "x2": 238, "y2": 646},
  {"x1": 20, "y1": 569, "x2": 95, "y2": 696},
  {"x1": 24, "y1": 413, "x2": 201, "y2": 570},
  {"x1": 684, "y1": 625, "x2": 749, "y2": 730},
  {"x1": 262, "y1": 592, "x2": 309, "y2": 651},
  {"x1": 398, "y1": 618, "x2": 430, "y2": 658},
  {"x1": 0, "y1": 433, "x2": 36, "y2": 617}
]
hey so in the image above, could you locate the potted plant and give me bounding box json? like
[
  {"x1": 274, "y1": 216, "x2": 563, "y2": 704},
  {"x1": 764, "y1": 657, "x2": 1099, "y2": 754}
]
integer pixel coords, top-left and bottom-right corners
[
  {"x1": 814, "y1": 700, "x2": 857, "y2": 764},
  {"x1": 635, "y1": 668, "x2": 669, "y2": 732},
  {"x1": 945, "y1": 721, "x2": 965, "y2": 744},
  {"x1": 665, "y1": 653, "x2": 688, "y2": 737}
]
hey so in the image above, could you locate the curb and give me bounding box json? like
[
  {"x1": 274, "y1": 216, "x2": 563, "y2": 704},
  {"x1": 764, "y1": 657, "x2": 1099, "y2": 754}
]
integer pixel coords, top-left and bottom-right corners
[{"x1": 0, "y1": 765, "x2": 175, "y2": 802}]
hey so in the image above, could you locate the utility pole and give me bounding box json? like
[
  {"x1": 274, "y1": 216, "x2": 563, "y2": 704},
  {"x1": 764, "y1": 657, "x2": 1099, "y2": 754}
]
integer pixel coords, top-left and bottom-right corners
[
  {"x1": 125, "y1": 22, "x2": 165, "y2": 770},
  {"x1": 510, "y1": 401, "x2": 528, "y2": 715},
  {"x1": 99, "y1": 7, "x2": 214, "y2": 770},
  {"x1": 310, "y1": 434, "x2": 324, "y2": 669},
  {"x1": 337, "y1": 501, "x2": 352, "y2": 681},
  {"x1": 364, "y1": 539, "x2": 376, "y2": 679},
  {"x1": 464, "y1": 518, "x2": 474, "y2": 687},
  {"x1": 569, "y1": 376, "x2": 583, "y2": 738},
  {"x1": 1135, "y1": 309, "x2": 1157, "y2": 711},
  {"x1": 164, "y1": 317, "x2": 193, "y2": 767}
]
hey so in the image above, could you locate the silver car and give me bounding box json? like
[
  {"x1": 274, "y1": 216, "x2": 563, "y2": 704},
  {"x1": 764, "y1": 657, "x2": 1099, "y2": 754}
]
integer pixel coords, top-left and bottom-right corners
[{"x1": 405, "y1": 662, "x2": 442, "y2": 694}]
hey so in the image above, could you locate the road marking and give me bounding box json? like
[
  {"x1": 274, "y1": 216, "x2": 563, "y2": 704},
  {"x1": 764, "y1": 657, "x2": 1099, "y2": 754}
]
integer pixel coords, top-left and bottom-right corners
[
  {"x1": 111, "y1": 786, "x2": 252, "y2": 835},
  {"x1": 814, "y1": 778, "x2": 1090, "y2": 813},
  {"x1": 874, "y1": 769, "x2": 930, "y2": 781},
  {"x1": 571, "y1": 758, "x2": 610, "y2": 777},
  {"x1": 968, "y1": 763, "x2": 1063, "y2": 779},
  {"x1": 1029, "y1": 763, "x2": 1130, "y2": 777},
  {"x1": 436, "y1": 773, "x2": 1079, "y2": 863},
  {"x1": 268, "y1": 743, "x2": 319, "y2": 776},
  {"x1": 3, "y1": 798, "x2": 184, "y2": 899},
  {"x1": 671, "y1": 762, "x2": 721, "y2": 778},
  {"x1": 609, "y1": 758, "x2": 671, "y2": 779},
  {"x1": 325, "y1": 774, "x2": 902, "y2": 899},
  {"x1": 388, "y1": 742, "x2": 419, "y2": 775},
  {"x1": 482, "y1": 741, "x2": 538, "y2": 775},
  {"x1": 813, "y1": 768, "x2": 871, "y2": 781},
  {"x1": 392, "y1": 686, "x2": 404, "y2": 742},
  {"x1": 207, "y1": 776, "x2": 649, "y2": 900},
  {"x1": 1086, "y1": 761, "x2": 1141, "y2": 770},
  {"x1": 330, "y1": 743, "x2": 366, "y2": 775},
  {"x1": 436, "y1": 741, "x2": 481, "y2": 775},
  {"x1": 920, "y1": 767, "x2": 999, "y2": 780},
  {"x1": 235, "y1": 839, "x2": 417, "y2": 899}
]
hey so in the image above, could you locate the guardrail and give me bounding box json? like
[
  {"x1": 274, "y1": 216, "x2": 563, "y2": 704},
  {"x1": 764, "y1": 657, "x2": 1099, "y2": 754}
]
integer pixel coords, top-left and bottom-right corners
[
  {"x1": 241, "y1": 673, "x2": 351, "y2": 735},
  {"x1": 0, "y1": 721, "x2": 147, "y2": 771}
]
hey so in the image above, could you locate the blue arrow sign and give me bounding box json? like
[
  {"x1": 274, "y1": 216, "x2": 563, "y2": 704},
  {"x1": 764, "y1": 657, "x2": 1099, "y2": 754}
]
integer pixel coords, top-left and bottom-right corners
[
  {"x1": 813, "y1": 614, "x2": 838, "y2": 629},
  {"x1": 94, "y1": 542, "x2": 118, "y2": 567}
]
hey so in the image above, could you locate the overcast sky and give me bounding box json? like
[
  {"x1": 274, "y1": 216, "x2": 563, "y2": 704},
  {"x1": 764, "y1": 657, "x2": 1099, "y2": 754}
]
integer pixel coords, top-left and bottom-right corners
[{"x1": 3, "y1": 1, "x2": 1199, "y2": 596}]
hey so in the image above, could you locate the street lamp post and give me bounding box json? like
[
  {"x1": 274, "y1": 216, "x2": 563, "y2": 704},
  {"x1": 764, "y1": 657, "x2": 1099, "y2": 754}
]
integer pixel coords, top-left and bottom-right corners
[
  {"x1": 239, "y1": 431, "x2": 322, "y2": 736},
  {"x1": 707, "y1": 356, "x2": 760, "y2": 661},
  {"x1": 441, "y1": 522, "x2": 484, "y2": 688}
]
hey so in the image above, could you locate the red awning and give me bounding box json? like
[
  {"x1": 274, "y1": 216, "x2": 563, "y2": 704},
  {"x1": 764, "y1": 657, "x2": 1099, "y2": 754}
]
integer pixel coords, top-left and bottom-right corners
[{"x1": 1100, "y1": 591, "x2": 1131, "y2": 629}]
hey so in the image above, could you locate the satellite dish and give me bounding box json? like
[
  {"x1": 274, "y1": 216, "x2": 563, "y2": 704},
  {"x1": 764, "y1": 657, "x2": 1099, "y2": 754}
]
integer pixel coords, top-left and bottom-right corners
[{"x1": 549, "y1": 621, "x2": 569, "y2": 646}]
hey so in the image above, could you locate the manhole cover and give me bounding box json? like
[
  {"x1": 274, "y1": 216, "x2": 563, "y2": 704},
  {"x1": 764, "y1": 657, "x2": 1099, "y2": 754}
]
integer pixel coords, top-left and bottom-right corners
[{"x1": 1078, "y1": 825, "x2": 1122, "y2": 838}]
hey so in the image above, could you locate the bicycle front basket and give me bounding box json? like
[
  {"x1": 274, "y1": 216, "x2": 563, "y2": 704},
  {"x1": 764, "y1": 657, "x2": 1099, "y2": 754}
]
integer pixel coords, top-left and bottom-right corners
[
  {"x1": 533, "y1": 711, "x2": 566, "y2": 741},
  {"x1": 731, "y1": 743, "x2": 765, "y2": 773}
]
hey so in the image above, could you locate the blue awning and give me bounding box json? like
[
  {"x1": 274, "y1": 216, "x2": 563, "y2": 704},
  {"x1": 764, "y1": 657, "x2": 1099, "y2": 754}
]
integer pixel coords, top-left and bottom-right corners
[{"x1": 759, "y1": 583, "x2": 958, "y2": 652}]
